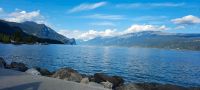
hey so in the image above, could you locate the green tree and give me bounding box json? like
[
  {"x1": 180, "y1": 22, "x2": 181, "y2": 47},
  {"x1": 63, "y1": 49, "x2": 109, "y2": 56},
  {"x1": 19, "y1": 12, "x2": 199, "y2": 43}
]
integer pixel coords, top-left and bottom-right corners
[
  {"x1": 13, "y1": 31, "x2": 21, "y2": 42},
  {"x1": 2, "y1": 35, "x2": 10, "y2": 43}
]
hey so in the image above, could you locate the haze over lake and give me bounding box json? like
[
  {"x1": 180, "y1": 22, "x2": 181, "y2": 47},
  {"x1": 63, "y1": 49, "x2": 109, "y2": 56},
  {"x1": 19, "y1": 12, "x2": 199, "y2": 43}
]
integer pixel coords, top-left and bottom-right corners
[{"x1": 1, "y1": 44, "x2": 200, "y2": 87}]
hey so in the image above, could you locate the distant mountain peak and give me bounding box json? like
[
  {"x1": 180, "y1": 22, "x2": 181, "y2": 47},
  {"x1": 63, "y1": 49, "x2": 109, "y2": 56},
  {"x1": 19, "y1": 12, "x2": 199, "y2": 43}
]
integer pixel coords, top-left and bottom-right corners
[
  {"x1": 127, "y1": 31, "x2": 177, "y2": 36},
  {"x1": 22, "y1": 21, "x2": 46, "y2": 27},
  {"x1": 80, "y1": 30, "x2": 200, "y2": 50}
]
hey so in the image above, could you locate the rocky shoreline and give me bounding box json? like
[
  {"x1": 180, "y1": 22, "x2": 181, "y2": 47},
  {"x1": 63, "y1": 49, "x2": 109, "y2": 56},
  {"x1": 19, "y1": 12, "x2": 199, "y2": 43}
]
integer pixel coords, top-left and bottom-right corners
[{"x1": 0, "y1": 57, "x2": 199, "y2": 90}]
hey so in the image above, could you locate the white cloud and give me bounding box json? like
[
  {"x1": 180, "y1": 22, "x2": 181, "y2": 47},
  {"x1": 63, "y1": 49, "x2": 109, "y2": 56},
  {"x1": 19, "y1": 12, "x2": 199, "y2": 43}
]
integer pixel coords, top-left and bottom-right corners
[
  {"x1": 58, "y1": 30, "x2": 83, "y2": 39},
  {"x1": 68, "y1": 2, "x2": 107, "y2": 13},
  {"x1": 0, "y1": 8, "x2": 3, "y2": 13},
  {"x1": 58, "y1": 29, "x2": 119, "y2": 41},
  {"x1": 4, "y1": 10, "x2": 45, "y2": 23},
  {"x1": 84, "y1": 14, "x2": 124, "y2": 20},
  {"x1": 171, "y1": 15, "x2": 200, "y2": 24},
  {"x1": 124, "y1": 24, "x2": 169, "y2": 34},
  {"x1": 174, "y1": 26, "x2": 185, "y2": 30},
  {"x1": 79, "y1": 29, "x2": 118, "y2": 40},
  {"x1": 116, "y1": 3, "x2": 185, "y2": 8},
  {"x1": 90, "y1": 22, "x2": 115, "y2": 26},
  {"x1": 59, "y1": 24, "x2": 170, "y2": 41}
]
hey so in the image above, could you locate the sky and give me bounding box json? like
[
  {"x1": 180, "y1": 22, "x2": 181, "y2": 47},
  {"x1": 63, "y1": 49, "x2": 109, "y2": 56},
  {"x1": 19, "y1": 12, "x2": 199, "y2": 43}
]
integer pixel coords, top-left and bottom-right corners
[{"x1": 0, "y1": 0, "x2": 200, "y2": 40}]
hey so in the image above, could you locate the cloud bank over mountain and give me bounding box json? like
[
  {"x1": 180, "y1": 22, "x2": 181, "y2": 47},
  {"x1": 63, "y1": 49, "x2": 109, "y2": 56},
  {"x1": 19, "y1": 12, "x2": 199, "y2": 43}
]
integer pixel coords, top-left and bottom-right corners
[
  {"x1": 4, "y1": 10, "x2": 44, "y2": 23},
  {"x1": 58, "y1": 24, "x2": 170, "y2": 41}
]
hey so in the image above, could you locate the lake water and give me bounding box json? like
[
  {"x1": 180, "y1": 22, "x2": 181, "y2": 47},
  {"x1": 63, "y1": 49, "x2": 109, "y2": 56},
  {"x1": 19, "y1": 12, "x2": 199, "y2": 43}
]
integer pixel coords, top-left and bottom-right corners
[{"x1": 0, "y1": 44, "x2": 200, "y2": 87}]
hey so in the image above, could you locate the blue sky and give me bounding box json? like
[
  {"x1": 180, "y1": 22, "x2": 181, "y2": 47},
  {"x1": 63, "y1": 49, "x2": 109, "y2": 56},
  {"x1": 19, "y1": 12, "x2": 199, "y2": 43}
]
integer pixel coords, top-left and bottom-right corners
[{"x1": 0, "y1": 0, "x2": 200, "y2": 40}]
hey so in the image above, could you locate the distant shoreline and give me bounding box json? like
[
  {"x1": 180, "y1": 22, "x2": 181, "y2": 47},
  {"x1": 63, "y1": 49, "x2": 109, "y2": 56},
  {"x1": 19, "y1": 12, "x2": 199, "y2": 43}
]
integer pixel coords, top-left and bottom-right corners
[{"x1": 1, "y1": 43, "x2": 200, "y2": 52}]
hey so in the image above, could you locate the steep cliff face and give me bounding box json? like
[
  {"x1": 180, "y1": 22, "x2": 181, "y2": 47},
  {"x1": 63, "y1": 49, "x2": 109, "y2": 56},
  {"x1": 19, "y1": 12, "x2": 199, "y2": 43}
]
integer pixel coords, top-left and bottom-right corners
[
  {"x1": 2, "y1": 20, "x2": 75, "y2": 45},
  {"x1": 0, "y1": 20, "x2": 63, "y2": 44}
]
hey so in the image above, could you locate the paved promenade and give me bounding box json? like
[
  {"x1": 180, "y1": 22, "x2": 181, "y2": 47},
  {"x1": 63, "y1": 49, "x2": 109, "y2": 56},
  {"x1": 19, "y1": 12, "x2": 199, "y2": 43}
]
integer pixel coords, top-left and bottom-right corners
[{"x1": 0, "y1": 68, "x2": 109, "y2": 90}]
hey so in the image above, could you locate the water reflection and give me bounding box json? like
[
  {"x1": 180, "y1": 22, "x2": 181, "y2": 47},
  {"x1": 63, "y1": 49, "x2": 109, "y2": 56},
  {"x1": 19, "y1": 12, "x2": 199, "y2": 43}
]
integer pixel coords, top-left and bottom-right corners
[{"x1": 0, "y1": 44, "x2": 200, "y2": 87}]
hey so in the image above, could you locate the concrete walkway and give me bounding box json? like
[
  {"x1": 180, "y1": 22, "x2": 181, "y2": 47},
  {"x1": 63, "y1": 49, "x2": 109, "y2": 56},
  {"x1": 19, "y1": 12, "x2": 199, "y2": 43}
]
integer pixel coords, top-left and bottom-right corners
[{"x1": 0, "y1": 68, "x2": 109, "y2": 90}]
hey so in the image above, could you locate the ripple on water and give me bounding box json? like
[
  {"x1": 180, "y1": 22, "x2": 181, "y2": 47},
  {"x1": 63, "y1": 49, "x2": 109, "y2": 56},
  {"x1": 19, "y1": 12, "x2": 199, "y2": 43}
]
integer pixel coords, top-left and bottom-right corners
[{"x1": 0, "y1": 45, "x2": 200, "y2": 87}]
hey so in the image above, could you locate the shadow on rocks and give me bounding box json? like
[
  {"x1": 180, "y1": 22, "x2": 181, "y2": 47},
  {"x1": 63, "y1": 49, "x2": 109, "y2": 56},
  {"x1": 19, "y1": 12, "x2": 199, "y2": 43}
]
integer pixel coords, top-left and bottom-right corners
[
  {"x1": 0, "y1": 57, "x2": 6, "y2": 68},
  {"x1": 10, "y1": 62, "x2": 28, "y2": 72},
  {"x1": 34, "y1": 67, "x2": 53, "y2": 76}
]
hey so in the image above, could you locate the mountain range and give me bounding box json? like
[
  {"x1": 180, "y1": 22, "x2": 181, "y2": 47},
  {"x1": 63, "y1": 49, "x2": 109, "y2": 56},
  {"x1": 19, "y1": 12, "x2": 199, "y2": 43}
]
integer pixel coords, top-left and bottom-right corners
[
  {"x1": 0, "y1": 20, "x2": 76, "y2": 45},
  {"x1": 0, "y1": 20, "x2": 64, "y2": 44},
  {"x1": 81, "y1": 31, "x2": 200, "y2": 50},
  {"x1": 1, "y1": 19, "x2": 200, "y2": 50}
]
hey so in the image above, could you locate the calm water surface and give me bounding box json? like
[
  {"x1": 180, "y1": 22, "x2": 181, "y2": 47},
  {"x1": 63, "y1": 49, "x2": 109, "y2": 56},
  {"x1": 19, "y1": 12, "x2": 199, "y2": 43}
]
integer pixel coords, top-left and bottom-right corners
[{"x1": 0, "y1": 44, "x2": 200, "y2": 87}]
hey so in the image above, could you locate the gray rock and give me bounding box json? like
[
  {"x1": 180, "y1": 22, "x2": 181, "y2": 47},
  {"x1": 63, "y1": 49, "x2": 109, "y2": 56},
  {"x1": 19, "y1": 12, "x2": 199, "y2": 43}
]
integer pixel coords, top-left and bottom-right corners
[
  {"x1": 34, "y1": 67, "x2": 52, "y2": 76},
  {"x1": 0, "y1": 57, "x2": 6, "y2": 68},
  {"x1": 94, "y1": 73, "x2": 124, "y2": 88},
  {"x1": 40, "y1": 68, "x2": 52, "y2": 76},
  {"x1": 88, "y1": 75, "x2": 95, "y2": 82},
  {"x1": 10, "y1": 62, "x2": 28, "y2": 72},
  {"x1": 5, "y1": 64, "x2": 11, "y2": 69},
  {"x1": 52, "y1": 67, "x2": 82, "y2": 82},
  {"x1": 101, "y1": 81, "x2": 113, "y2": 89},
  {"x1": 80, "y1": 78, "x2": 89, "y2": 84},
  {"x1": 25, "y1": 68, "x2": 41, "y2": 75}
]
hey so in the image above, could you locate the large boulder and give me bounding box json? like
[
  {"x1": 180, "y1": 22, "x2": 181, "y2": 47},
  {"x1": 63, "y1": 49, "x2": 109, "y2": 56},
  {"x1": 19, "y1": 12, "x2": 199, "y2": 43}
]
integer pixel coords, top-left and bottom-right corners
[
  {"x1": 0, "y1": 57, "x2": 6, "y2": 68},
  {"x1": 25, "y1": 68, "x2": 41, "y2": 75},
  {"x1": 52, "y1": 67, "x2": 82, "y2": 82},
  {"x1": 10, "y1": 62, "x2": 28, "y2": 72},
  {"x1": 80, "y1": 78, "x2": 89, "y2": 84},
  {"x1": 94, "y1": 73, "x2": 124, "y2": 88},
  {"x1": 101, "y1": 81, "x2": 113, "y2": 89},
  {"x1": 88, "y1": 75, "x2": 95, "y2": 82},
  {"x1": 40, "y1": 68, "x2": 52, "y2": 76},
  {"x1": 34, "y1": 67, "x2": 52, "y2": 76}
]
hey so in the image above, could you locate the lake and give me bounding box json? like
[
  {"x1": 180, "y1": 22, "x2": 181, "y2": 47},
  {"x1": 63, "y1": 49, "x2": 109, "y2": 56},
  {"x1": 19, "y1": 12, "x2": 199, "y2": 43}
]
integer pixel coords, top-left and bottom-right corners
[{"x1": 0, "y1": 44, "x2": 200, "y2": 87}]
